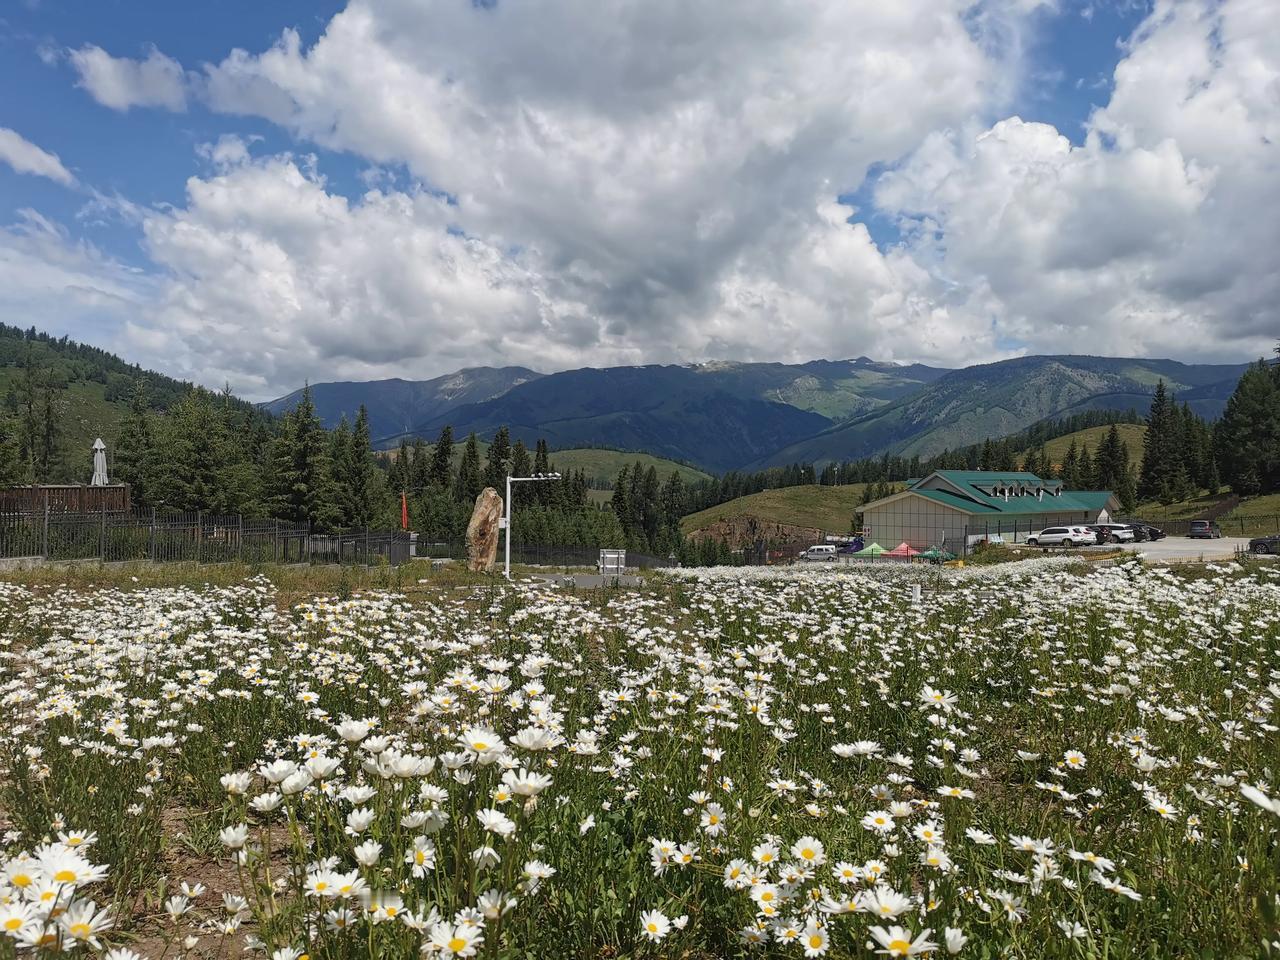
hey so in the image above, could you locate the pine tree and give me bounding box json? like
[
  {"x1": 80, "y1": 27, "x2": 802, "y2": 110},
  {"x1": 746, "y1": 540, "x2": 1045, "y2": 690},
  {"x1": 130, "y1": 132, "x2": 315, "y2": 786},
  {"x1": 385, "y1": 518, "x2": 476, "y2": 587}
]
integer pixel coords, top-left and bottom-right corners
[
  {"x1": 349, "y1": 406, "x2": 378, "y2": 525},
  {"x1": 428, "y1": 426, "x2": 454, "y2": 489},
  {"x1": 329, "y1": 416, "x2": 355, "y2": 525},
  {"x1": 1061, "y1": 441, "x2": 1078, "y2": 486},
  {"x1": 455, "y1": 433, "x2": 483, "y2": 504},
  {"x1": 114, "y1": 380, "x2": 155, "y2": 505},
  {"x1": 484, "y1": 427, "x2": 512, "y2": 490},
  {"x1": 1215, "y1": 360, "x2": 1280, "y2": 495},
  {"x1": 268, "y1": 386, "x2": 340, "y2": 530},
  {"x1": 510, "y1": 440, "x2": 532, "y2": 479},
  {"x1": 408, "y1": 437, "x2": 430, "y2": 495},
  {"x1": 0, "y1": 413, "x2": 21, "y2": 487},
  {"x1": 1139, "y1": 380, "x2": 1191, "y2": 504}
]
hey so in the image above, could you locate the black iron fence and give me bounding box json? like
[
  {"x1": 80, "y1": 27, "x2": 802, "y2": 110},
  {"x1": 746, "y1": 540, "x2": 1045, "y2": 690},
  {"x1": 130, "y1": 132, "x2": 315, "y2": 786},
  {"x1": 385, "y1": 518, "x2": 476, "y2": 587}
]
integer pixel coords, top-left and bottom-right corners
[
  {"x1": 414, "y1": 541, "x2": 668, "y2": 569},
  {"x1": 0, "y1": 507, "x2": 412, "y2": 567}
]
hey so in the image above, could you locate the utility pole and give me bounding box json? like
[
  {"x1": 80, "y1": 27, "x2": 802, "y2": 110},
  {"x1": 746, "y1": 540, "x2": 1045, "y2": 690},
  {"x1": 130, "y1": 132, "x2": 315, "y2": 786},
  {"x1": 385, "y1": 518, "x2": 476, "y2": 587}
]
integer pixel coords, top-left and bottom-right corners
[{"x1": 504, "y1": 472, "x2": 561, "y2": 579}]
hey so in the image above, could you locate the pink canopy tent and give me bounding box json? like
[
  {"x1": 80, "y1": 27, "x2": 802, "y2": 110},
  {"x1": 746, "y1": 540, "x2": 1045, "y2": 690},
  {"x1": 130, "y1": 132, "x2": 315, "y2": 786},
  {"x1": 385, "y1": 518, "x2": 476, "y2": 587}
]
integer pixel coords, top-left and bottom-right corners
[{"x1": 884, "y1": 542, "x2": 921, "y2": 558}]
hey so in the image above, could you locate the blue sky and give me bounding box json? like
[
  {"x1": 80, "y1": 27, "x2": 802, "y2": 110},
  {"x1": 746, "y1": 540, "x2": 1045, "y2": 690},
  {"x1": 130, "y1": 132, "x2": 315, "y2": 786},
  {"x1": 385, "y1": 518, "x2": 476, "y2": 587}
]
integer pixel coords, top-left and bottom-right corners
[{"x1": 0, "y1": 0, "x2": 1273, "y2": 397}]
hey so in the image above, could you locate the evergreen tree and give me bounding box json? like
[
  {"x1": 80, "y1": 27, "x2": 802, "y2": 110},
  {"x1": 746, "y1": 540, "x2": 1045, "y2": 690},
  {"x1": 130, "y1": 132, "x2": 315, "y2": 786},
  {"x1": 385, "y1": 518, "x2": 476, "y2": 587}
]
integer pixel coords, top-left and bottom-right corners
[
  {"x1": 510, "y1": 440, "x2": 532, "y2": 480},
  {"x1": 408, "y1": 437, "x2": 431, "y2": 496},
  {"x1": 1061, "y1": 441, "x2": 1078, "y2": 486},
  {"x1": 114, "y1": 380, "x2": 155, "y2": 505},
  {"x1": 455, "y1": 433, "x2": 483, "y2": 504},
  {"x1": 267, "y1": 385, "x2": 340, "y2": 529},
  {"x1": 1139, "y1": 380, "x2": 1191, "y2": 504},
  {"x1": 484, "y1": 427, "x2": 512, "y2": 489},
  {"x1": 428, "y1": 426, "x2": 454, "y2": 489},
  {"x1": 1215, "y1": 360, "x2": 1280, "y2": 495},
  {"x1": 349, "y1": 406, "x2": 378, "y2": 525},
  {"x1": 0, "y1": 413, "x2": 21, "y2": 487},
  {"x1": 329, "y1": 416, "x2": 355, "y2": 524}
]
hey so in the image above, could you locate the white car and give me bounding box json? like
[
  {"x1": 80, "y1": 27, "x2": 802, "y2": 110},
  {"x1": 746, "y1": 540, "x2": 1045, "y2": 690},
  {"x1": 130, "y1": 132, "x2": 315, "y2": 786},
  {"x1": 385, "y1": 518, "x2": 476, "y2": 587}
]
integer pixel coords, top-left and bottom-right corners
[
  {"x1": 799, "y1": 544, "x2": 838, "y2": 562},
  {"x1": 1096, "y1": 523, "x2": 1135, "y2": 542},
  {"x1": 1026, "y1": 525, "x2": 1093, "y2": 548}
]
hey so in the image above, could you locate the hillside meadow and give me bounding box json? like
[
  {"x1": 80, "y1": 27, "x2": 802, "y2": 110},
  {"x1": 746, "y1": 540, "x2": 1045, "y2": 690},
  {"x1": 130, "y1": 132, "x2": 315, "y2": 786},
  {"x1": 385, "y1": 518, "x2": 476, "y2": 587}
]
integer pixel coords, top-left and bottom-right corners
[
  {"x1": 681, "y1": 484, "x2": 873, "y2": 536},
  {"x1": 0, "y1": 557, "x2": 1277, "y2": 959}
]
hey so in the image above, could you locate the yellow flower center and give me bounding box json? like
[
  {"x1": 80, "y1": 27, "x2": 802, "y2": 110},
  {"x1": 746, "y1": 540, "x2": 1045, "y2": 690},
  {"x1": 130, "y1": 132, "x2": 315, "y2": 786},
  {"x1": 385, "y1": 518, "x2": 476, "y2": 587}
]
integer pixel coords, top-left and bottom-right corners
[
  {"x1": 809, "y1": 935, "x2": 824, "y2": 948},
  {"x1": 472, "y1": 741, "x2": 488, "y2": 751},
  {"x1": 890, "y1": 939, "x2": 911, "y2": 953},
  {"x1": 4, "y1": 918, "x2": 22, "y2": 931},
  {"x1": 12, "y1": 873, "x2": 31, "y2": 888},
  {"x1": 315, "y1": 881, "x2": 328, "y2": 891},
  {"x1": 54, "y1": 869, "x2": 77, "y2": 883},
  {"x1": 448, "y1": 937, "x2": 467, "y2": 952},
  {"x1": 646, "y1": 923, "x2": 658, "y2": 932},
  {"x1": 69, "y1": 923, "x2": 91, "y2": 938},
  {"x1": 801, "y1": 848, "x2": 815, "y2": 859}
]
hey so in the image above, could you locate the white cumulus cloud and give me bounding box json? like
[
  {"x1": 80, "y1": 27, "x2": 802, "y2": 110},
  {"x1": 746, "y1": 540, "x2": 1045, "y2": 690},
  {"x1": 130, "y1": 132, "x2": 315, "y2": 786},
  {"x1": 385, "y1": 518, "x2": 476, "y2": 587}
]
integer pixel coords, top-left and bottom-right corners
[{"x1": 69, "y1": 44, "x2": 188, "y2": 112}]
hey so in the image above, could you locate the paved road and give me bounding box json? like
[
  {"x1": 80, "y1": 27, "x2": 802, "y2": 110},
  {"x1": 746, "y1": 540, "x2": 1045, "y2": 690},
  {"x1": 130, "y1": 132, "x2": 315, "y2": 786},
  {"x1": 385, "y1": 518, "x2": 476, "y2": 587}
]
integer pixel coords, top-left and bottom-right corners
[{"x1": 1116, "y1": 537, "x2": 1252, "y2": 561}]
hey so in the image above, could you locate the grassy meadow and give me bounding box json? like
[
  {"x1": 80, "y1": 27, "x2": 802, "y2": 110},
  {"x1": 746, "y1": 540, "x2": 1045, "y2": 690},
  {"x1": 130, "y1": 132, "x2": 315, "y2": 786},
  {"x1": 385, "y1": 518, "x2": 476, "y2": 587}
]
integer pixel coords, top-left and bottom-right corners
[
  {"x1": 681, "y1": 484, "x2": 874, "y2": 536},
  {"x1": 0, "y1": 557, "x2": 1277, "y2": 958}
]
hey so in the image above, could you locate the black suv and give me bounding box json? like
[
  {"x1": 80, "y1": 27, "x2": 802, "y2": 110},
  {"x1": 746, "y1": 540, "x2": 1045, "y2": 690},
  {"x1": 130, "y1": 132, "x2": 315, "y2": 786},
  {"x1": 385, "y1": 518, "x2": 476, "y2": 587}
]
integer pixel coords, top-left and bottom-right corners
[
  {"x1": 1248, "y1": 534, "x2": 1280, "y2": 555},
  {"x1": 1189, "y1": 520, "x2": 1223, "y2": 539}
]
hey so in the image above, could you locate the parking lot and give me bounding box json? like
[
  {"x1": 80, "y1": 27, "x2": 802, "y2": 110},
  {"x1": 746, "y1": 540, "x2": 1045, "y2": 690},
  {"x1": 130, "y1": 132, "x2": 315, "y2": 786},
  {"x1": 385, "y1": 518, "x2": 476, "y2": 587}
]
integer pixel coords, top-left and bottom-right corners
[{"x1": 1115, "y1": 536, "x2": 1255, "y2": 562}]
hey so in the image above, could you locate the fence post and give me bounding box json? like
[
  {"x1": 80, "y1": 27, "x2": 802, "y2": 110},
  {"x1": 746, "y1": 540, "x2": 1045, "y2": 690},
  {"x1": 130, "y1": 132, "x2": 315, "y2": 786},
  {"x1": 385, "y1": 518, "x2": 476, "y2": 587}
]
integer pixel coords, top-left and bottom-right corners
[
  {"x1": 365, "y1": 525, "x2": 370, "y2": 566},
  {"x1": 273, "y1": 519, "x2": 279, "y2": 564},
  {"x1": 41, "y1": 492, "x2": 49, "y2": 559},
  {"x1": 238, "y1": 514, "x2": 244, "y2": 563},
  {"x1": 100, "y1": 500, "x2": 106, "y2": 562}
]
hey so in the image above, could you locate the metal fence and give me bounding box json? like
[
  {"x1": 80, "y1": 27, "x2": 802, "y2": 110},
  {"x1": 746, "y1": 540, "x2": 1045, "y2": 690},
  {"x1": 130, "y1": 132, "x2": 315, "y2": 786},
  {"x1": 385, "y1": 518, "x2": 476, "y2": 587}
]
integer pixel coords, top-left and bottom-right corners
[
  {"x1": 414, "y1": 541, "x2": 668, "y2": 569},
  {"x1": 0, "y1": 507, "x2": 412, "y2": 567}
]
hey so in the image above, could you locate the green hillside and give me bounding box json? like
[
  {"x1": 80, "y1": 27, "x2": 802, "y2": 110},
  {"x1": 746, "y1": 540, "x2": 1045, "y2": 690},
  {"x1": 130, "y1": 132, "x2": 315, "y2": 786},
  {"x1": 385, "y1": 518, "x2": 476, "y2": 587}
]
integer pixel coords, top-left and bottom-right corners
[
  {"x1": 549, "y1": 449, "x2": 710, "y2": 487},
  {"x1": 1029, "y1": 424, "x2": 1147, "y2": 473},
  {"x1": 682, "y1": 484, "x2": 872, "y2": 535},
  {"x1": 398, "y1": 441, "x2": 707, "y2": 489}
]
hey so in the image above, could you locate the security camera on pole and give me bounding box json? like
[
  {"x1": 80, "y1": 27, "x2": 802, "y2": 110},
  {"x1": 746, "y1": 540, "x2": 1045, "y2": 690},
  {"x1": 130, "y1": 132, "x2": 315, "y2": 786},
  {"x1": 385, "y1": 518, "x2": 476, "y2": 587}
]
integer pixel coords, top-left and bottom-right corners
[{"x1": 503, "y1": 471, "x2": 562, "y2": 579}]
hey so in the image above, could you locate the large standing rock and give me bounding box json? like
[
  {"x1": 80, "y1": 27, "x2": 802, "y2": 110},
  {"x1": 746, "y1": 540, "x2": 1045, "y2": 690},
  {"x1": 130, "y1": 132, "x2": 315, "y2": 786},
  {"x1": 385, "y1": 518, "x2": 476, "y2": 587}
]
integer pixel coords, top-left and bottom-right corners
[{"x1": 466, "y1": 487, "x2": 504, "y2": 572}]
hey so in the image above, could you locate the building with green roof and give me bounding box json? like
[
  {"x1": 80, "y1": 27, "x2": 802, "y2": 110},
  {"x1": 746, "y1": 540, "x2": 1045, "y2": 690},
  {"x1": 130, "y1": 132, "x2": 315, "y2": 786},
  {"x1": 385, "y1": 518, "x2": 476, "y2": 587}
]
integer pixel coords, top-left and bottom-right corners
[{"x1": 858, "y1": 470, "x2": 1119, "y2": 552}]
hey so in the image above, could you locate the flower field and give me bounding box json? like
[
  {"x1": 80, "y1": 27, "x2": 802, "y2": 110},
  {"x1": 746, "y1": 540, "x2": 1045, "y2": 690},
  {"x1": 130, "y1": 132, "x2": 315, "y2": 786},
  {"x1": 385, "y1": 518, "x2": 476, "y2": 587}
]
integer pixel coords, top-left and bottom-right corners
[{"x1": 1, "y1": 559, "x2": 1278, "y2": 959}]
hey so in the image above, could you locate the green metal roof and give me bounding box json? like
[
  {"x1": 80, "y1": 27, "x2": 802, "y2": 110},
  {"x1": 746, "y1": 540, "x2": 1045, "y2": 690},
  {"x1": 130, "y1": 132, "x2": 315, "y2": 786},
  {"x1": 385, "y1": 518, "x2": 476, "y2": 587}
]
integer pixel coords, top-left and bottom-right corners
[{"x1": 894, "y1": 470, "x2": 1112, "y2": 517}]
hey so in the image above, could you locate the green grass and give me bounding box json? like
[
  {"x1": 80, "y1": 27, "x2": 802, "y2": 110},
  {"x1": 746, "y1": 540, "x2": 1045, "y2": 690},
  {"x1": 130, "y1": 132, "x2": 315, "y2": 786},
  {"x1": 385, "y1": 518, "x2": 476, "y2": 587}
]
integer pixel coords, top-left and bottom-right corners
[
  {"x1": 1027, "y1": 423, "x2": 1147, "y2": 473},
  {"x1": 681, "y1": 483, "x2": 872, "y2": 535},
  {"x1": 1135, "y1": 492, "x2": 1233, "y2": 521}
]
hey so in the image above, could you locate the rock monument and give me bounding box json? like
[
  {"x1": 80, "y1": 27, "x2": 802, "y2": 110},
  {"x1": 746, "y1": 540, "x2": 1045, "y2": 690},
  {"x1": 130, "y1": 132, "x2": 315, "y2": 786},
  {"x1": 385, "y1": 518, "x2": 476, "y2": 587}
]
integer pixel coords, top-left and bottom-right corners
[{"x1": 466, "y1": 487, "x2": 504, "y2": 572}]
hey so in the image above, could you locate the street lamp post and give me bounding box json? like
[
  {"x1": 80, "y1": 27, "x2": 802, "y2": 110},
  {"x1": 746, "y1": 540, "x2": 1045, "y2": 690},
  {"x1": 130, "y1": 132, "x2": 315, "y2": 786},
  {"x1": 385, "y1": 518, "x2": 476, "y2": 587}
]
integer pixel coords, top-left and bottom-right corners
[{"x1": 503, "y1": 472, "x2": 561, "y2": 579}]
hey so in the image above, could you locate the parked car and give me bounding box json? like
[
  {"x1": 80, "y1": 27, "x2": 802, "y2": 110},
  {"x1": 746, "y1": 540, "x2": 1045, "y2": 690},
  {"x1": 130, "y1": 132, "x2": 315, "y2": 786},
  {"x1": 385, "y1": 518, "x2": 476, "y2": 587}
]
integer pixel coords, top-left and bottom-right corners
[
  {"x1": 1084, "y1": 525, "x2": 1112, "y2": 545},
  {"x1": 1027, "y1": 525, "x2": 1093, "y2": 548},
  {"x1": 1247, "y1": 534, "x2": 1280, "y2": 555},
  {"x1": 1188, "y1": 520, "x2": 1223, "y2": 539},
  {"x1": 1097, "y1": 523, "x2": 1136, "y2": 542},
  {"x1": 838, "y1": 537, "x2": 865, "y2": 554},
  {"x1": 799, "y1": 544, "x2": 838, "y2": 562},
  {"x1": 1119, "y1": 520, "x2": 1166, "y2": 541}
]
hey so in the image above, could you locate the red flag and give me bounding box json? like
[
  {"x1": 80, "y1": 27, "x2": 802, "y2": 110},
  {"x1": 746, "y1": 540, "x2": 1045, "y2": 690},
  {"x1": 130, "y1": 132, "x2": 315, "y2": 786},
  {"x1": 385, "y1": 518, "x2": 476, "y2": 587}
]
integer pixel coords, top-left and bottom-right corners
[{"x1": 400, "y1": 492, "x2": 409, "y2": 530}]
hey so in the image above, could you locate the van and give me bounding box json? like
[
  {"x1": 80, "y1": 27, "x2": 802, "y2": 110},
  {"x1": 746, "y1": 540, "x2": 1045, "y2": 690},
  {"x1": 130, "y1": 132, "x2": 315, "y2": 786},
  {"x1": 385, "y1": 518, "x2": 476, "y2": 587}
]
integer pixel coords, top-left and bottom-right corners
[{"x1": 799, "y1": 544, "x2": 838, "y2": 562}]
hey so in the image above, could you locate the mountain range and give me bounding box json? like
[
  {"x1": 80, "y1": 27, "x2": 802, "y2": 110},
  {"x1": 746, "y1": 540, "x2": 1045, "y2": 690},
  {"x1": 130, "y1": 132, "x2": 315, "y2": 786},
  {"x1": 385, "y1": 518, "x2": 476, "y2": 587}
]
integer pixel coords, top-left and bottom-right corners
[{"x1": 268, "y1": 355, "x2": 1255, "y2": 474}]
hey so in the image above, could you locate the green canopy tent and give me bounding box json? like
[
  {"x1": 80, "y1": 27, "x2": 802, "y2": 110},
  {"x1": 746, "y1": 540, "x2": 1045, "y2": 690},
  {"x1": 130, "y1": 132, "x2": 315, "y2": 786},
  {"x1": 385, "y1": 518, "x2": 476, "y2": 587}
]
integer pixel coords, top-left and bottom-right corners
[
  {"x1": 852, "y1": 542, "x2": 886, "y2": 557},
  {"x1": 918, "y1": 547, "x2": 957, "y2": 563}
]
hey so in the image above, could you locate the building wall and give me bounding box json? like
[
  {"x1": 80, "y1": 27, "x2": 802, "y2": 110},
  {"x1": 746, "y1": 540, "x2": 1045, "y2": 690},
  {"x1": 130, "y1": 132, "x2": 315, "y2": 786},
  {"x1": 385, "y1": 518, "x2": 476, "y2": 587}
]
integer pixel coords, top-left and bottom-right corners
[{"x1": 861, "y1": 494, "x2": 1097, "y2": 550}]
